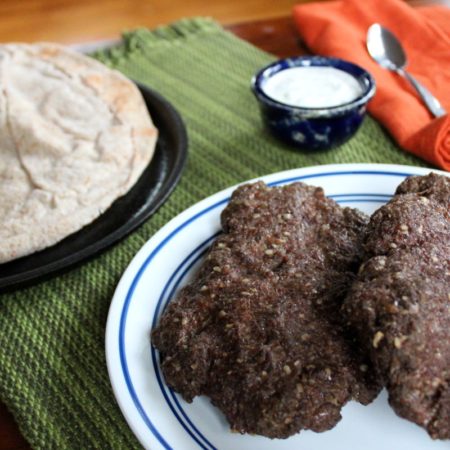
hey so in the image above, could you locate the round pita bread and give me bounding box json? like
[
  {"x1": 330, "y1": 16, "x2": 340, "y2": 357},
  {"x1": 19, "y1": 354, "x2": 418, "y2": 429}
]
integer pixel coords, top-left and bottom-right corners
[{"x1": 0, "y1": 43, "x2": 157, "y2": 263}]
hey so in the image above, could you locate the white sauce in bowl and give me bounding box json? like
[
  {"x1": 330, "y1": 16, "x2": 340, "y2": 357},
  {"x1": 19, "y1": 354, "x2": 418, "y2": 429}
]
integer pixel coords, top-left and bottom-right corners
[{"x1": 262, "y1": 66, "x2": 364, "y2": 108}]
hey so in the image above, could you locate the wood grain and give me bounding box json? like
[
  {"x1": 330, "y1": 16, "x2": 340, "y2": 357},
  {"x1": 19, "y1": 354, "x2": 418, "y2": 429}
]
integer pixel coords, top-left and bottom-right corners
[
  {"x1": 0, "y1": 405, "x2": 29, "y2": 450},
  {"x1": 0, "y1": 0, "x2": 308, "y2": 44},
  {"x1": 0, "y1": 0, "x2": 445, "y2": 45},
  {"x1": 0, "y1": 0, "x2": 447, "y2": 448}
]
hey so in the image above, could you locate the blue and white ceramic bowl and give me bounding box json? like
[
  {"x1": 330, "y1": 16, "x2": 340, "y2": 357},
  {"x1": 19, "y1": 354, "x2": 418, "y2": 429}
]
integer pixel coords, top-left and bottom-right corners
[{"x1": 251, "y1": 56, "x2": 376, "y2": 151}]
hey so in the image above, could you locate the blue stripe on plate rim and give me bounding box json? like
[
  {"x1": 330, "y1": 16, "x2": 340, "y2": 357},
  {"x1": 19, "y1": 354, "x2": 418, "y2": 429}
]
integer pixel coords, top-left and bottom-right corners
[{"x1": 117, "y1": 169, "x2": 417, "y2": 450}]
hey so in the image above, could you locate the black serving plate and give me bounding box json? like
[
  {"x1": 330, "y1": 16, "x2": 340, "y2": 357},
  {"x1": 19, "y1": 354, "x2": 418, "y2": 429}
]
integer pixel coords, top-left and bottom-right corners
[{"x1": 0, "y1": 83, "x2": 188, "y2": 292}]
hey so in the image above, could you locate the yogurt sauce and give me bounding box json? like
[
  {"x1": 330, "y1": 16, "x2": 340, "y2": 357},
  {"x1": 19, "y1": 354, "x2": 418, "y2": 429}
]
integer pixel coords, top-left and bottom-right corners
[{"x1": 262, "y1": 66, "x2": 363, "y2": 108}]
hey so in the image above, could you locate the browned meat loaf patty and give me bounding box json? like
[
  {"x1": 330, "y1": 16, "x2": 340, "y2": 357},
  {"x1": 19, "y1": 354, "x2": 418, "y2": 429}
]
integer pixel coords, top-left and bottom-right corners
[
  {"x1": 343, "y1": 173, "x2": 450, "y2": 439},
  {"x1": 152, "y1": 181, "x2": 381, "y2": 439}
]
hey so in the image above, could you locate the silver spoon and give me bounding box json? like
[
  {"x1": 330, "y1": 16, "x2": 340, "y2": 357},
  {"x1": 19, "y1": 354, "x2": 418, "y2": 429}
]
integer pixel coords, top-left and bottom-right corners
[{"x1": 367, "y1": 23, "x2": 446, "y2": 118}]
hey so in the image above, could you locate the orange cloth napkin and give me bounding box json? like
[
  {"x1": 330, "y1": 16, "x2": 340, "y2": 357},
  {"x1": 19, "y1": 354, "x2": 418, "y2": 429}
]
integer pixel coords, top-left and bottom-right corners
[{"x1": 293, "y1": 0, "x2": 450, "y2": 170}]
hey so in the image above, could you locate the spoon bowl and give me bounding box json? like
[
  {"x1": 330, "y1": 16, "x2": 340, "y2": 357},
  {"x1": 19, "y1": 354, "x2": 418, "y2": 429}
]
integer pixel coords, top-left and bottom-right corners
[{"x1": 367, "y1": 24, "x2": 406, "y2": 71}]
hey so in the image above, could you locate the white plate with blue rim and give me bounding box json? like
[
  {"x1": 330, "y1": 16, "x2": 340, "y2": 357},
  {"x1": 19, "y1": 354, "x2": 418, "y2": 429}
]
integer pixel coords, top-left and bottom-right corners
[{"x1": 106, "y1": 163, "x2": 449, "y2": 450}]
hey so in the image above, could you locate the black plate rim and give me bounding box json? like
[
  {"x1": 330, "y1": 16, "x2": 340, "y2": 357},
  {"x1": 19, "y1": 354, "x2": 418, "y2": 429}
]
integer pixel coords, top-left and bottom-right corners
[{"x1": 0, "y1": 83, "x2": 188, "y2": 291}]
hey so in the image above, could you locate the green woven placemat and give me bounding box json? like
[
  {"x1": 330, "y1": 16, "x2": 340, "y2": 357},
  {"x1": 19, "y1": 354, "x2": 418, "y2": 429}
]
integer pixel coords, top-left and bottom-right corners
[{"x1": 0, "y1": 18, "x2": 427, "y2": 450}]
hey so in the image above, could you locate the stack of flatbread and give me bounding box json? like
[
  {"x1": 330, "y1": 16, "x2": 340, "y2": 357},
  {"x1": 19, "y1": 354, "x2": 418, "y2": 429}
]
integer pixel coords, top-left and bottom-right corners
[{"x1": 0, "y1": 43, "x2": 158, "y2": 263}]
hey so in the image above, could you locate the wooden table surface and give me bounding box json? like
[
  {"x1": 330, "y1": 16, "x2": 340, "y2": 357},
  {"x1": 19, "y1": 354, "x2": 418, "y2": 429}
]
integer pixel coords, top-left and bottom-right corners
[{"x1": 0, "y1": 0, "x2": 447, "y2": 448}]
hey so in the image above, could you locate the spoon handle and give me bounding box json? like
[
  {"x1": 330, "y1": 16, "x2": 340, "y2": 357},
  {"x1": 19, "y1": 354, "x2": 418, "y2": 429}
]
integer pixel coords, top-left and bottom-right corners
[{"x1": 398, "y1": 69, "x2": 446, "y2": 118}]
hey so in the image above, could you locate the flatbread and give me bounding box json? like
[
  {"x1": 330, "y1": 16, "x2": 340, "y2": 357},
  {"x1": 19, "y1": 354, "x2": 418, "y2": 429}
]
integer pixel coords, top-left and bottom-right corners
[{"x1": 0, "y1": 43, "x2": 158, "y2": 263}]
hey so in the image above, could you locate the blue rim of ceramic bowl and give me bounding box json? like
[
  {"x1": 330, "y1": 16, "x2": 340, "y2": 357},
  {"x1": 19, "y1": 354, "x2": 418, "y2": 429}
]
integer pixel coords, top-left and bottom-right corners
[{"x1": 251, "y1": 56, "x2": 376, "y2": 118}]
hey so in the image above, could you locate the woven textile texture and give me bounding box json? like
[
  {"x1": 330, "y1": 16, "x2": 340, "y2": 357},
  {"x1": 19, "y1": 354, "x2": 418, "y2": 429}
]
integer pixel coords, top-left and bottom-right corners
[{"x1": 0, "y1": 18, "x2": 428, "y2": 450}]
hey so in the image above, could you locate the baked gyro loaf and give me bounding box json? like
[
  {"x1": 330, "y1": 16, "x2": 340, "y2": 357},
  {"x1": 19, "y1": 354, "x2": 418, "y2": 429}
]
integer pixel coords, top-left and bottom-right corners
[
  {"x1": 153, "y1": 181, "x2": 380, "y2": 439},
  {"x1": 343, "y1": 173, "x2": 450, "y2": 439}
]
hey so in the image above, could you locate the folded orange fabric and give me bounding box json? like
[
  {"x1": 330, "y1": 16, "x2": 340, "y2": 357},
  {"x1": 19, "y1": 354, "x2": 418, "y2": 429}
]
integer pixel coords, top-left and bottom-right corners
[{"x1": 293, "y1": 0, "x2": 450, "y2": 170}]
